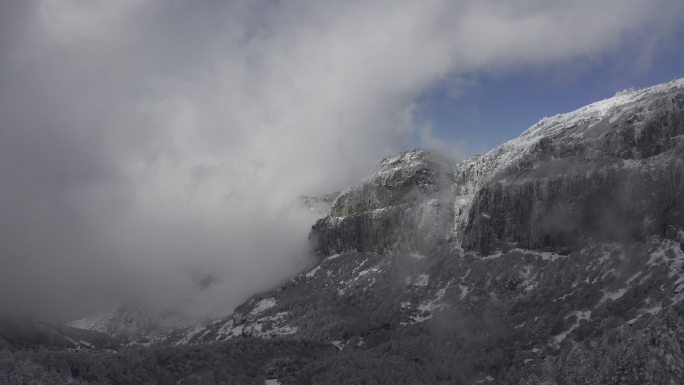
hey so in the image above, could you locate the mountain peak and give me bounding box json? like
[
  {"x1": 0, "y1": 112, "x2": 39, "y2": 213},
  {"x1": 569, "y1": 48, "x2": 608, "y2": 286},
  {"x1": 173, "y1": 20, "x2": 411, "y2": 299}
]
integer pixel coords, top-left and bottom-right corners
[
  {"x1": 331, "y1": 148, "x2": 453, "y2": 218},
  {"x1": 521, "y1": 76, "x2": 684, "y2": 143}
]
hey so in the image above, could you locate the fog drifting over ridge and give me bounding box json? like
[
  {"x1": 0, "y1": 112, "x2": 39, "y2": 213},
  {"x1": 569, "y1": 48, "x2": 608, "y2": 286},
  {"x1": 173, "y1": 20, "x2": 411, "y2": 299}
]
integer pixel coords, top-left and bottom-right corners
[{"x1": 0, "y1": 0, "x2": 682, "y2": 320}]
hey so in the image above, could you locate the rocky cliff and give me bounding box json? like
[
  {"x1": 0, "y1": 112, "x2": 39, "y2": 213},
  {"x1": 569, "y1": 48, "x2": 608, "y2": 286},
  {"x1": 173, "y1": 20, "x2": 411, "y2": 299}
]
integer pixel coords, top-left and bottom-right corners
[
  {"x1": 310, "y1": 150, "x2": 455, "y2": 256},
  {"x1": 460, "y1": 82, "x2": 684, "y2": 254},
  {"x1": 62, "y1": 78, "x2": 684, "y2": 385},
  {"x1": 310, "y1": 79, "x2": 684, "y2": 257}
]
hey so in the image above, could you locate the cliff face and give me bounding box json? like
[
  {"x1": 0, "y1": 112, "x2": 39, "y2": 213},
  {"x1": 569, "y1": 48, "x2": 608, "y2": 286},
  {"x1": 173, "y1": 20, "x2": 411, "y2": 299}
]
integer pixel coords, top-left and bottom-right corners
[
  {"x1": 312, "y1": 79, "x2": 684, "y2": 257},
  {"x1": 310, "y1": 150, "x2": 455, "y2": 256},
  {"x1": 460, "y1": 82, "x2": 684, "y2": 253}
]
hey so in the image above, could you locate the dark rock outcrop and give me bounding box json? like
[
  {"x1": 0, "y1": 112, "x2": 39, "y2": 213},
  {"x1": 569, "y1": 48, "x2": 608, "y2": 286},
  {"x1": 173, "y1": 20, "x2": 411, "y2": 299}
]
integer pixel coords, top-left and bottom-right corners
[
  {"x1": 310, "y1": 150, "x2": 455, "y2": 256},
  {"x1": 461, "y1": 84, "x2": 684, "y2": 253}
]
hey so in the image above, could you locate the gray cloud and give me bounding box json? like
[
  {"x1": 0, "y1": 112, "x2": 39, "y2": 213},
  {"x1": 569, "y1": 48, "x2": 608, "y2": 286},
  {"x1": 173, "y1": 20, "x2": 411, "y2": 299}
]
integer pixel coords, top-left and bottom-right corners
[{"x1": 0, "y1": 0, "x2": 682, "y2": 320}]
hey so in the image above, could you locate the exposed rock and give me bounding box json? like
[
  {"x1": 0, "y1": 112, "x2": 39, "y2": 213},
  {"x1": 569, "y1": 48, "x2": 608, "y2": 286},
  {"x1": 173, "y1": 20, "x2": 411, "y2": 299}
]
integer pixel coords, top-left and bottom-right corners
[
  {"x1": 330, "y1": 150, "x2": 454, "y2": 217},
  {"x1": 309, "y1": 80, "x2": 684, "y2": 258},
  {"x1": 460, "y1": 80, "x2": 684, "y2": 253},
  {"x1": 310, "y1": 150, "x2": 455, "y2": 256}
]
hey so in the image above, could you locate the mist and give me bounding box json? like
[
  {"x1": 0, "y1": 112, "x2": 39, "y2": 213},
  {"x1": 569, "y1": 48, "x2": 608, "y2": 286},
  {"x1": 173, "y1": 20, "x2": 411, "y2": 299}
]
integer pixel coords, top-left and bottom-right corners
[{"x1": 0, "y1": 0, "x2": 682, "y2": 320}]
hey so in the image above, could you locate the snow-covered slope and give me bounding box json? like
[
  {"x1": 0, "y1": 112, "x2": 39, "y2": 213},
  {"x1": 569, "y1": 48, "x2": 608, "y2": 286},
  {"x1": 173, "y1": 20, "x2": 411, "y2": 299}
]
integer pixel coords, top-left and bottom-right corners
[
  {"x1": 63, "y1": 77, "x2": 684, "y2": 383},
  {"x1": 67, "y1": 305, "x2": 191, "y2": 346},
  {"x1": 456, "y1": 77, "x2": 684, "y2": 191},
  {"x1": 68, "y1": 309, "x2": 119, "y2": 335}
]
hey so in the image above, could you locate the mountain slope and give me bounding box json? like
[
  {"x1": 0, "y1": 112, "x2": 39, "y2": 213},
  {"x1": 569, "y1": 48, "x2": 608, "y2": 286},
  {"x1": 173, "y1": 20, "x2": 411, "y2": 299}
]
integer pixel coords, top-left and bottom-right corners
[
  {"x1": 59, "y1": 78, "x2": 684, "y2": 384},
  {"x1": 179, "y1": 78, "x2": 684, "y2": 383},
  {"x1": 66, "y1": 305, "x2": 190, "y2": 347}
]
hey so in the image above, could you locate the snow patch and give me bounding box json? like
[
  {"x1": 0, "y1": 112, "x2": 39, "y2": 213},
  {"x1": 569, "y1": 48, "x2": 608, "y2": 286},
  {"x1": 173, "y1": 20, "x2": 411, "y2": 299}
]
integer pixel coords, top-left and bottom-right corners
[
  {"x1": 409, "y1": 252, "x2": 426, "y2": 260},
  {"x1": 458, "y1": 284, "x2": 469, "y2": 299},
  {"x1": 482, "y1": 251, "x2": 504, "y2": 260},
  {"x1": 515, "y1": 248, "x2": 567, "y2": 261},
  {"x1": 250, "y1": 298, "x2": 277, "y2": 316},
  {"x1": 218, "y1": 312, "x2": 297, "y2": 340},
  {"x1": 598, "y1": 288, "x2": 628, "y2": 305},
  {"x1": 305, "y1": 265, "x2": 321, "y2": 278},
  {"x1": 626, "y1": 271, "x2": 642, "y2": 285},
  {"x1": 68, "y1": 309, "x2": 117, "y2": 334},
  {"x1": 337, "y1": 261, "x2": 384, "y2": 295},
  {"x1": 408, "y1": 281, "x2": 453, "y2": 323},
  {"x1": 415, "y1": 274, "x2": 429, "y2": 287},
  {"x1": 647, "y1": 239, "x2": 684, "y2": 277},
  {"x1": 519, "y1": 265, "x2": 538, "y2": 292},
  {"x1": 627, "y1": 302, "x2": 664, "y2": 325},
  {"x1": 176, "y1": 325, "x2": 206, "y2": 345},
  {"x1": 552, "y1": 310, "x2": 591, "y2": 346}
]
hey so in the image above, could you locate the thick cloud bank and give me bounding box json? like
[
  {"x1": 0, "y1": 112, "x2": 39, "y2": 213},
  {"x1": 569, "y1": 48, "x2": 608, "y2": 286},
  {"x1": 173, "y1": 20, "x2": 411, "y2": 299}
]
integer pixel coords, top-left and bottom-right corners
[{"x1": 0, "y1": 0, "x2": 682, "y2": 319}]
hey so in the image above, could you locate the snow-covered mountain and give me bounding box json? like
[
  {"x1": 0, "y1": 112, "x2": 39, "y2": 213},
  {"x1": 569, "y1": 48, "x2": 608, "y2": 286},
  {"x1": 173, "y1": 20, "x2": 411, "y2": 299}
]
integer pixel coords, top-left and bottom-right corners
[
  {"x1": 67, "y1": 304, "x2": 195, "y2": 347},
  {"x1": 61, "y1": 78, "x2": 684, "y2": 384}
]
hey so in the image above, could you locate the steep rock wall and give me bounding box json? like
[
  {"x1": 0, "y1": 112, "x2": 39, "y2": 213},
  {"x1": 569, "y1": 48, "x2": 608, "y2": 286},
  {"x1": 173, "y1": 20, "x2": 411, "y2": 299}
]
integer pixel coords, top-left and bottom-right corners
[
  {"x1": 461, "y1": 84, "x2": 684, "y2": 253},
  {"x1": 310, "y1": 150, "x2": 454, "y2": 256}
]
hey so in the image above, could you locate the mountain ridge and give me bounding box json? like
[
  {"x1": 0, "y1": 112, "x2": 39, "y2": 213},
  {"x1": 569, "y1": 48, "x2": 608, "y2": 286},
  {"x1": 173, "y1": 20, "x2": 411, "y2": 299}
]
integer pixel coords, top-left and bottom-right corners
[{"x1": 52, "y1": 77, "x2": 684, "y2": 384}]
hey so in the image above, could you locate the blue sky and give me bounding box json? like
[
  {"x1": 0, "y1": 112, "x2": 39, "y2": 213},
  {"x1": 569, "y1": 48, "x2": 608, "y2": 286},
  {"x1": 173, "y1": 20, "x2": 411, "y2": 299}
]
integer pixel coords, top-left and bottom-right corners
[{"x1": 418, "y1": 24, "x2": 684, "y2": 155}]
